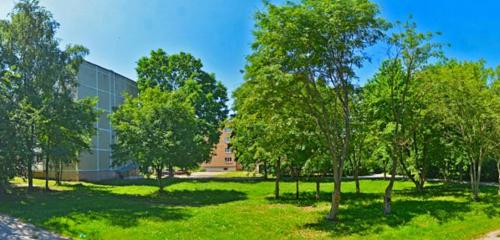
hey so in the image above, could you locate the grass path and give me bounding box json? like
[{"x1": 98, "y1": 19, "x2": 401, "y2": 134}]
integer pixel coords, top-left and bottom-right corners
[{"x1": 0, "y1": 178, "x2": 498, "y2": 239}]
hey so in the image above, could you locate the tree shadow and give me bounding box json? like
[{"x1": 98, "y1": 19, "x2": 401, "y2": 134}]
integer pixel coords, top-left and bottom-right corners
[
  {"x1": 304, "y1": 198, "x2": 473, "y2": 237},
  {"x1": 394, "y1": 182, "x2": 500, "y2": 201},
  {"x1": 97, "y1": 177, "x2": 265, "y2": 187},
  {"x1": 266, "y1": 183, "x2": 500, "y2": 238},
  {"x1": 60, "y1": 183, "x2": 247, "y2": 207},
  {"x1": 266, "y1": 191, "x2": 379, "y2": 207},
  {"x1": 0, "y1": 183, "x2": 247, "y2": 237},
  {"x1": 394, "y1": 183, "x2": 470, "y2": 199}
]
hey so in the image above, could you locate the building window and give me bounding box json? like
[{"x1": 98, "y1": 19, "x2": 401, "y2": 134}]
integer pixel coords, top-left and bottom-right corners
[
  {"x1": 224, "y1": 137, "x2": 230, "y2": 143},
  {"x1": 225, "y1": 157, "x2": 232, "y2": 163},
  {"x1": 224, "y1": 147, "x2": 231, "y2": 153},
  {"x1": 224, "y1": 127, "x2": 231, "y2": 133}
]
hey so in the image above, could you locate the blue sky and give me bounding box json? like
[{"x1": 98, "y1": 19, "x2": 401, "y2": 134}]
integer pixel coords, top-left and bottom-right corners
[{"x1": 1, "y1": 0, "x2": 499, "y2": 104}]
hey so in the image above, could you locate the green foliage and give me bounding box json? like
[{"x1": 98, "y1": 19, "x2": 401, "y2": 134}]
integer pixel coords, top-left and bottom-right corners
[
  {"x1": 110, "y1": 87, "x2": 199, "y2": 189},
  {"x1": 420, "y1": 60, "x2": 498, "y2": 199},
  {"x1": 239, "y1": 0, "x2": 388, "y2": 219},
  {"x1": 0, "y1": 69, "x2": 17, "y2": 191},
  {"x1": 41, "y1": 95, "x2": 99, "y2": 182},
  {"x1": 363, "y1": 19, "x2": 443, "y2": 195},
  {"x1": 136, "y1": 49, "x2": 229, "y2": 163},
  {"x1": 0, "y1": 0, "x2": 96, "y2": 190}
]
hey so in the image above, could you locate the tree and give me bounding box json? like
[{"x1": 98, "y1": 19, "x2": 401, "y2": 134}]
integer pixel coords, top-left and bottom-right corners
[
  {"x1": 364, "y1": 19, "x2": 442, "y2": 214},
  {"x1": 111, "y1": 87, "x2": 198, "y2": 191},
  {"x1": 303, "y1": 154, "x2": 331, "y2": 200},
  {"x1": 247, "y1": 0, "x2": 387, "y2": 220},
  {"x1": 0, "y1": 67, "x2": 18, "y2": 193},
  {"x1": 349, "y1": 87, "x2": 370, "y2": 193},
  {"x1": 34, "y1": 43, "x2": 93, "y2": 190},
  {"x1": 492, "y1": 69, "x2": 500, "y2": 195},
  {"x1": 0, "y1": 0, "x2": 91, "y2": 191},
  {"x1": 422, "y1": 60, "x2": 498, "y2": 201},
  {"x1": 230, "y1": 114, "x2": 271, "y2": 178},
  {"x1": 41, "y1": 95, "x2": 98, "y2": 189},
  {"x1": 232, "y1": 61, "x2": 322, "y2": 200},
  {"x1": 136, "y1": 50, "x2": 228, "y2": 172},
  {"x1": 231, "y1": 70, "x2": 288, "y2": 199}
]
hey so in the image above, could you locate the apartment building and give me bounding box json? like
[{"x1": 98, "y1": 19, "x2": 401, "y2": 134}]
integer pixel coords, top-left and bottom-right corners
[
  {"x1": 202, "y1": 127, "x2": 241, "y2": 172},
  {"x1": 34, "y1": 60, "x2": 138, "y2": 181}
]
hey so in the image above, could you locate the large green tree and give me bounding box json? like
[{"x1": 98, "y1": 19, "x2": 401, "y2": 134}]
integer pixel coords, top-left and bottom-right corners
[
  {"x1": 0, "y1": 0, "x2": 92, "y2": 191},
  {"x1": 246, "y1": 0, "x2": 387, "y2": 220},
  {"x1": 421, "y1": 60, "x2": 498, "y2": 201},
  {"x1": 111, "y1": 87, "x2": 198, "y2": 190},
  {"x1": 0, "y1": 67, "x2": 17, "y2": 193},
  {"x1": 40, "y1": 94, "x2": 98, "y2": 190},
  {"x1": 232, "y1": 62, "x2": 323, "y2": 200},
  {"x1": 492, "y1": 69, "x2": 500, "y2": 195},
  {"x1": 136, "y1": 49, "x2": 228, "y2": 168}
]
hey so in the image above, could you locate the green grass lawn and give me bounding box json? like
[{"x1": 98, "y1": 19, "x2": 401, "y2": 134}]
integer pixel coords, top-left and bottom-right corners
[
  {"x1": 1, "y1": 177, "x2": 499, "y2": 240},
  {"x1": 215, "y1": 171, "x2": 262, "y2": 178}
]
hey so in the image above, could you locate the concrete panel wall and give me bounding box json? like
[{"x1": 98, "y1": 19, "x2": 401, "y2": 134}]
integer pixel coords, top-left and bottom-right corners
[{"x1": 76, "y1": 61, "x2": 137, "y2": 176}]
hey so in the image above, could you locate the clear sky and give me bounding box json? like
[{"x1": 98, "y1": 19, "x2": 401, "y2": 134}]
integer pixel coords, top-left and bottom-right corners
[{"x1": 1, "y1": 0, "x2": 499, "y2": 104}]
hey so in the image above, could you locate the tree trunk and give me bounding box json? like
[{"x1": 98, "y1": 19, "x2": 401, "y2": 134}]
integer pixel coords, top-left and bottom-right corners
[
  {"x1": 156, "y1": 167, "x2": 163, "y2": 191},
  {"x1": 27, "y1": 159, "x2": 33, "y2": 191},
  {"x1": 354, "y1": 169, "x2": 360, "y2": 194},
  {"x1": 497, "y1": 160, "x2": 500, "y2": 195},
  {"x1": 384, "y1": 156, "x2": 398, "y2": 215},
  {"x1": 326, "y1": 173, "x2": 341, "y2": 221},
  {"x1": 56, "y1": 161, "x2": 63, "y2": 185},
  {"x1": 415, "y1": 181, "x2": 423, "y2": 193},
  {"x1": 476, "y1": 162, "x2": 481, "y2": 200},
  {"x1": 327, "y1": 84, "x2": 350, "y2": 221},
  {"x1": 275, "y1": 158, "x2": 280, "y2": 199},
  {"x1": 400, "y1": 156, "x2": 421, "y2": 192},
  {"x1": 45, "y1": 152, "x2": 50, "y2": 191},
  {"x1": 470, "y1": 160, "x2": 481, "y2": 202},
  {"x1": 168, "y1": 164, "x2": 174, "y2": 178},
  {"x1": 263, "y1": 160, "x2": 268, "y2": 180},
  {"x1": 383, "y1": 160, "x2": 387, "y2": 180},
  {"x1": 295, "y1": 172, "x2": 299, "y2": 200},
  {"x1": 27, "y1": 125, "x2": 35, "y2": 192},
  {"x1": 351, "y1": 149, "x2": 360, "y2": 194},
  {"x1": 469, "y1": 165, "x2": 475, "y2": 199},
  {"x1": 55, "y1": 163, "x2": 60, "y2": 186},
  {"x1": 316, "y1": 174, "x2": 321, "y2": 200}
]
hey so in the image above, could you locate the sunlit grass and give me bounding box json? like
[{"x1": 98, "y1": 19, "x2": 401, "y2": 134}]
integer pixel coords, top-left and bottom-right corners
[
  {"x1": 216, "y1": 171, "x2": 262, "y2": 178},
  {"x1": 1, "y1": 178, "x2": 498, "y2": 240}
]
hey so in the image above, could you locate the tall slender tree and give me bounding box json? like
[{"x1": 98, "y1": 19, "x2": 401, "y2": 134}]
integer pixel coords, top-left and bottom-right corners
[
  {"x1": 0, "y1": 0, "x2": 91, "y2": 190},
  {"x1": 0, "y1": 66, "x2": 17, "y2": 193},
  {"x1": 364, "y1": 19, "x2": 442, "y2": 214}
]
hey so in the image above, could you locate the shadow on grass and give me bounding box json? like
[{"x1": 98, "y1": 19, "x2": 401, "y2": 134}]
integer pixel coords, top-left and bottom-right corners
[
  {"x1": 393, "y1": 183, "x2": 471, "y2": 199},
  {"x1": 97, "y1": 177, "x2": 265, "y2": 187},
  {"x1": 267, "y1": 183, "x2": 500, "y2": 238},
  {"x1": 267, "y1": 191, "x2": 379, "y2": 207},
  {"x1": 304, "y1": 198, "x2": 473, "y2": 237},
  {"x1": 0, "y1": 183, "x2": 247, "y2": 236}
]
